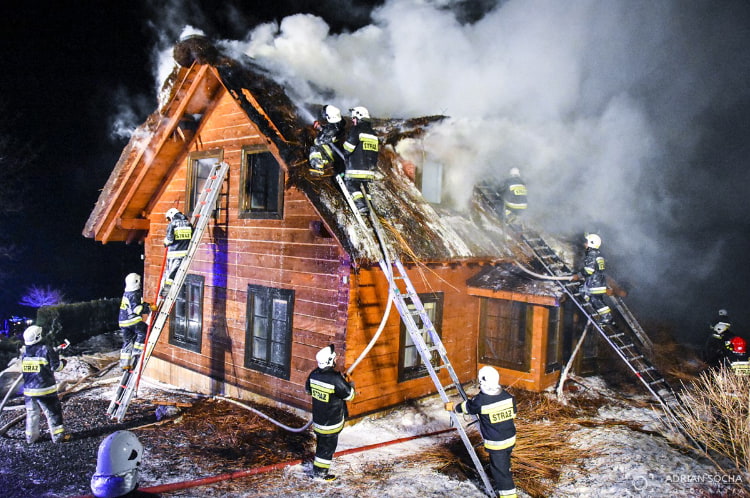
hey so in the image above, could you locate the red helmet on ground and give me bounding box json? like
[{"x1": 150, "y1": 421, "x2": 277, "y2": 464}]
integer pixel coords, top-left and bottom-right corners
[{"x1": 730, "y1": 336, "x2": 747, "y2": 354}]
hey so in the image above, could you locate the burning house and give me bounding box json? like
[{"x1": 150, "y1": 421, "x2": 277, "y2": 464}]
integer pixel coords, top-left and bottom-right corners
[{"x1": 83, "y1": 36, "x2": 588, "y2": 418}]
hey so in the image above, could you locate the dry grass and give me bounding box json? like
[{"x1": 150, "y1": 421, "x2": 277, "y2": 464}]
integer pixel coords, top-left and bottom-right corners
[{"x1": 674, "y1": 366, "x2": 750, "y2": 494}]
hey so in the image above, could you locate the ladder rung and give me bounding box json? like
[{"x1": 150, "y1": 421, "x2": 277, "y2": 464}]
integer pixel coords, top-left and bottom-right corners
[{"x1": 628, "y1": 355, "x2": 644, "y2": 362}]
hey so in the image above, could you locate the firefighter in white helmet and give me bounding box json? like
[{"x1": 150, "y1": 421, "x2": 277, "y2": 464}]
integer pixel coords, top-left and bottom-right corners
[
  {"x1": 305, "y1": 344, "x2": 355, "y2": 481},
  {"x1": 21, "y1": 325, "x2": 68, "y2": 443},
  {"x1": 308, "y1": 104, "x2": 345, "y2": 177},
  {"x1": 501, "y1": 167, "x2": 527, "y2": 224},
  {"x1": 342, "y1": 106, "x2": 379, "y2": 214},
  {"x1": 572, "y1": 233, "x2": 613, "y2": 324},
  {"x1": 445, "y1": 366, "x2": 517, "y2": 498},
  {"x1": 118, "y1": 273, "x2": 151, "y2": 371},
  {"x1": 160, "y1": 208, "x2": 193, "y2": 298},
  {"x1": 704, "y1": 309, "x2": 733, "y2": 367},
  {"x1": 90, "y1": 430, "x2": 157, "y2": 497}
]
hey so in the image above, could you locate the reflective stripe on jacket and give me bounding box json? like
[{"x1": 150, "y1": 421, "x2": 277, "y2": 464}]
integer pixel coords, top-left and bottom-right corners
[
  {"x1": 305, "y1": 367, "x2": 355, "y2": 435},
  {"x1": 456, "y1": 389, "x2": 517, "y2": 451},
  {"x1": 22, "y1": 343, "x2": 62, "y2": 397}
]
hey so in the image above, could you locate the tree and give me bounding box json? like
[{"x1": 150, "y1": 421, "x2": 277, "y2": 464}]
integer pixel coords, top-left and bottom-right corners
[{"x1": 18, "y1": 285, "x2": 66, "y2": 308}]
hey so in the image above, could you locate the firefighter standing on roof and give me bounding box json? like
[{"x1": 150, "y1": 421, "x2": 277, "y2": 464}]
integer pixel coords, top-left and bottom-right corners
[
  {"x1": 446, "y1": 366, "x2": 518, "y2": 498},
  {"x1": 501, "y1": 167, "x2": 527, "y2": 223},
  {"x1": 305, "y1": 345, "x2": 355, "y2": 481},
  {"x1": 21, "y1": 325, "x2": 68, "y2": 444},
  {"x1": 342, "y1": 106, "x2": 379, "y2": 214},
  {"x1": 160, "y1": 208, "x2": 193, "y2": 297},
  {"x1": 308, "y1": 104, "x2": 346, "y2": 177},
  {"x1": 119, "y1": 273, "x2": 151, "y2": 371},
  {"x1": 573, "y1": 233, "x2": 613, "y2": 325}
]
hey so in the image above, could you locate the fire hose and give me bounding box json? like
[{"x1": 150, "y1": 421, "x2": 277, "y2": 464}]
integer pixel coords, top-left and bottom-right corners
[
  {"x1": 513, "y1": 260, "x2": 576, "y2": 281},
  {"x1": 69, "y1": 428, "x2": 455, "y2": 497}
]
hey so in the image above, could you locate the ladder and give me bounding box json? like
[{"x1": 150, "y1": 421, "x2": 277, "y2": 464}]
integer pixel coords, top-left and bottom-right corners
[
  {"x1": 108, "y1": 161, "x2": 229, "y2": 422},
  {"x1": 335, "y1": 175, "x2": 496, "y2": 497},
  {"x1": 511, "y1": 225, "x2": 701, "y2": 446}
]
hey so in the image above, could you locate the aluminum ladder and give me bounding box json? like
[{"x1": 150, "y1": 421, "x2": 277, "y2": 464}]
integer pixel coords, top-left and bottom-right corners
[
  {"x1": 108, "y1": 161, "x2": 229, "y2": 422},
  {"x1": 335, "y1": 175, "x2": 496, "y2": 497},
  {"x1": 511, "y1": 225, "x2": 700, "y2": 446}
]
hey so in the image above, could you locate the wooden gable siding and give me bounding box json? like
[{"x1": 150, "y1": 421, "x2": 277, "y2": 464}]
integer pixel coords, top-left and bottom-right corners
[
  {"x1": 344, "y1": 264, "x2": 480, "y2": 417},
  {"x1": 142, "y1": 90, "x2": 350, "y2": 411}
]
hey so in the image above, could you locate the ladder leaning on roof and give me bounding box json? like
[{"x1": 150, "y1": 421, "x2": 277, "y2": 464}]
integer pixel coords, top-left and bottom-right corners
[
  {"x1": 510, "y1": 224, "x2": 700, "y2": 448},
  {"x1": 334, "y1": 175, "x2": 497, "y2": 497},
  {"x1": 107, "y1": 161, "x2": 229, "y2": 422}
]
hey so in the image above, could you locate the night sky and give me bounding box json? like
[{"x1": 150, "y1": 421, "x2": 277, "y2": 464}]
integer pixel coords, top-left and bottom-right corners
[{"x1": 1, "y1": 1, "x2": 749, "y2": 347}]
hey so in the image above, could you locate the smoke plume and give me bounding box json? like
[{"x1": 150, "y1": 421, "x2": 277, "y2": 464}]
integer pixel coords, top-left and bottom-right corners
[{"x1": 149, "y1": 0, "x2": 750, "y2": 342}]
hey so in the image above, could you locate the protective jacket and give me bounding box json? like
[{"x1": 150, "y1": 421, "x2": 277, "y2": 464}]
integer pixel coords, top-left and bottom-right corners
[
  {"x1": 21, "y1": 343, "x2": 63, "y2": 397},
  {"x1": 164, "y1": 212, "x2": 193, "y2": 258},
  {"x1": 502, "y1": 176, "x2": 528, "y2": 211},
  {"x1": 342, "y1": 120, "x2": 378, "y2": 179},
  {"x1": 456, "y1": 388, "x2": 517, "y2": 451},
  {"x1": 305, "y1": 367, "x2": 355, "y2": 435},
  {"x1": 581, "y1": 248, "x2": 607, "y2": 294},
  {"x1": 119, "y1": 290, "x2": 150, "y2": 329}
]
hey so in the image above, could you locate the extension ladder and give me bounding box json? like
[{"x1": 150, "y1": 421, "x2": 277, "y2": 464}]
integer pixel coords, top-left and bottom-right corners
[
  {"x1": 511, "y1": 225, "x2": 701, "y2": 446},
  {"x1": 108, "y1": 161, "x2": 229, "y2": 422},
  {"x1": 335, "y1": 175, "x2": 496, "y2": 497}
]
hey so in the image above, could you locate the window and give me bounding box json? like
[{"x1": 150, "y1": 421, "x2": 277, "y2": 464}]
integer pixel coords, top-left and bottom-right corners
[
  {"x1": 545, "y1": 306, "x2": 562, "y2": 373},
  {"x1": 479, "y1": 298, "x2": 532, "y2": 372},
  {"x1": 398, "y1": 293, "x2": 444, "y2": 382},
  {"x1": 239, "y1": 146, "x2": 284, "y2": 219},
  {"x1": 186, "y1": 150, "x2": 222, "y2": 215},
  {"x1": 244, "y1": 285, "x2": 294, "y2": 380},
  {"x1": 169, "y1": 274, "x2": 204, "y2": 353}
]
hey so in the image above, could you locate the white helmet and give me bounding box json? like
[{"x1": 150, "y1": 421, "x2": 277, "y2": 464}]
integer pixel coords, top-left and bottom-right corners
[
  {"x1": 585, "y1": 233, "x2": 602, "y2": 250},
  {"x1": 316, "y1": 345, "x2": 336, "y2": 369},
  {"x1": 23, "y1": 325, "x2": 43, "y2": 346},
  {"x1": 350, "y1": 106, "x2": 370, "y2": 120},
  {"x1": 165, "y1": 208, "x2": 180, "y2": 221},
  {"x1": 124, "y1": 273, "x2": 141, "y2": 292},
  {"x1": 509, "y1": 167, "x2": 520, "y2": 177},
  {"x1": 322, "y1": 105, "x2": 342, "y2": 124},
  {"x1": 713, "y1": 322, "x2": 729, "y2": 335},
  {"x1": 478, "y1": 365, "x2": 500, "y2": 393},
  {"x1": 90, "y1": 431, "x2": 143, "y2": 498}
]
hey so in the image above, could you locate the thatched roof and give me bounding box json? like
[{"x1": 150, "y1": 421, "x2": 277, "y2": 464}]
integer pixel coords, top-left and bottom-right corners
[{"x1": 84, "y1": 36, "x2": 519, "y2": 266}]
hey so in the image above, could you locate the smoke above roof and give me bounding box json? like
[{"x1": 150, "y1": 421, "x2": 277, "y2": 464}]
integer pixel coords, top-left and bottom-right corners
[{"x1": 141, "y1": 0, "x2": 750, "y2": 341}]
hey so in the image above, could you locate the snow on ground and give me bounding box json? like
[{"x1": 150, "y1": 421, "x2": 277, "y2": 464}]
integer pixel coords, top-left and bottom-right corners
[{"x1": 3, "y1": 334, "x2": 744, "y2": 498}]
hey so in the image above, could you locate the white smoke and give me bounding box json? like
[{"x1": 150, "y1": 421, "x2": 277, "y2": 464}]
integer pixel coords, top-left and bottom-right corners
[{"x1": 146, "y1": 0, "x2": 750, "y2": 337}]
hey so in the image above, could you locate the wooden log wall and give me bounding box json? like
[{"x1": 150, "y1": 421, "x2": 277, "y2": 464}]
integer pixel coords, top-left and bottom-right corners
[{"x1": 143, "y1": 90, "x2": 349, "y2": 412}]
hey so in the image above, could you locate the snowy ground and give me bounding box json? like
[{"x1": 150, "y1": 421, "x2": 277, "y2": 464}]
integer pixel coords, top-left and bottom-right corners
[{"x1": 1, "y1": 335, "x2": 745, "y2": 497}]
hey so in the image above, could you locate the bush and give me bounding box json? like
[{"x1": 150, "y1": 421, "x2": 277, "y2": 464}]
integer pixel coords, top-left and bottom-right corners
[{"x1": 35, "y1": 298, "x2": 120, "y2": 346}]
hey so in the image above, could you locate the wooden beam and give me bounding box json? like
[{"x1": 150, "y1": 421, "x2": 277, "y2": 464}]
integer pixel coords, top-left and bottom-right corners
[{"x1": 117, "y1": 218, "x2": 150, "y2": 231}]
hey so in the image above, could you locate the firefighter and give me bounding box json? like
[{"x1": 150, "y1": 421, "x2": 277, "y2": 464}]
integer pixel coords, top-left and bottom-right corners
[
  {"x1": 90, "y1": 430, "x2": 159, "y2": 498},
  {"x1": 308, "y1": 104, "x2": 346, "y2": 177},
  {"x1": 501, "y1": 167, "x2": 527, "y2": 223},
  {"x1": 445, "y1": 366, "x2": 517, "y2": 498},
  {"x1": 305, "y1": 344, "x2": 355, "y2": 481},
  {"x1": 119, "y1": 273, "x2": 151, "y2": 371},
  {"x1": 725, "y1": 336, "x2": 750, "y2": 375},
  {"x1": 160, "y1": 208, "x2": 193, "y2": 298},
  {"x1": 21, "y1": 325, "x2": 68, "y2": 444},
  {"x1": 342, "y1": 106, "x2": 379, "y2": 214},
  {"x1": 572, "y1": 233, "x2": 613, "y2": 324},
  {"x1": 704, "y1": 320, "x2": 732, "y2": 368}
]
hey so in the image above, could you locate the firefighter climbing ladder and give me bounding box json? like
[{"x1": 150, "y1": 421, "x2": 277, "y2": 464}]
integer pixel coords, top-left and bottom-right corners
[
  {"x1": 510, "y1": 224, "x2": 700, "y2": 445},
  {"x1": 108, "y1": 161, "x2": 229, "y2": 422},
  {"x1": 335, "y1": 175, "x2": 496, "y2": 497}
]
